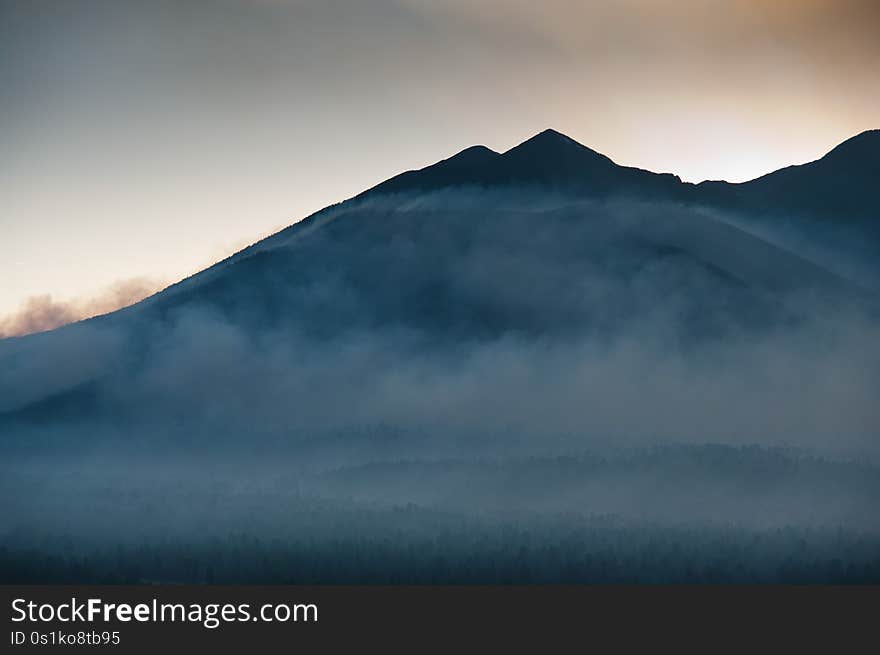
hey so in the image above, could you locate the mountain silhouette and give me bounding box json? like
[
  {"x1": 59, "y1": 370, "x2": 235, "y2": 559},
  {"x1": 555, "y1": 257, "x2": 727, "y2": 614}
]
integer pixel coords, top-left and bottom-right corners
[
  {"x1": 0, "y1": 128, "x2": 876, "y2": 424},
  {"x1": 364, "y1": 127, "x2": 878, "y2": 228},
  {"x1": 365, "y1": 128, "x2": 684, "y2": 199},
  {"x1": 698, "y1": 129, "x2": 880, "y2": 221},
  {"x1": 3, "y1": 128, "x2": 879, "y2": 587}
]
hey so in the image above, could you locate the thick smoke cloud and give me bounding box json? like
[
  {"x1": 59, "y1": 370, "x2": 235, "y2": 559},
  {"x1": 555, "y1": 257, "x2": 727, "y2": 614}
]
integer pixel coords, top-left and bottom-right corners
[{"x1": 0, "y1": 277, "x2": 165, "y2": 338}]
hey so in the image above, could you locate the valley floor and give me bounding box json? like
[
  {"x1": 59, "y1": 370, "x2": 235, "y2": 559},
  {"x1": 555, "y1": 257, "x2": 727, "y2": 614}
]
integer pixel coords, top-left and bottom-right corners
[{"x1": 2, "y1": 444, "x2": 879, "y2": 584}]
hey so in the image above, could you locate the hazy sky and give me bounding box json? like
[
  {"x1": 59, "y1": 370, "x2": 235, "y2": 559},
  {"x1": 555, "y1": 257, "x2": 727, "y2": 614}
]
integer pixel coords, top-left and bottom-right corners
[{"x1": 2, "y1": 0, "x2": 878, "y2": 325}]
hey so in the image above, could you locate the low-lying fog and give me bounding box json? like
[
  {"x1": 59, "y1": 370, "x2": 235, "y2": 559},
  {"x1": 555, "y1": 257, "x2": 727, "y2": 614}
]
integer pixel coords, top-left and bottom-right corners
[{"x1": 2, "y1": 190, "x2": 878, "y2": 581}]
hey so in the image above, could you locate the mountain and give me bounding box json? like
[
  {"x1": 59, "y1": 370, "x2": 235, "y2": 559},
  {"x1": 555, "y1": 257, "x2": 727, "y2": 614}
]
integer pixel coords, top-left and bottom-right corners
[
  {"x1": 0, "y1": 128, "x2": 876, "y2": 426},
  {"x1": 3, "y1": 129, "x2": 880, "y2": 585},
  {"x1": 364, "y1": 128, "x2": 879, "y2": 224},
  {"x1": 364, "y1": 128, "x2": 685, "y2": 199},
  {"x1": 698, "y1": 129, "x2": 880, "y2": 221}
]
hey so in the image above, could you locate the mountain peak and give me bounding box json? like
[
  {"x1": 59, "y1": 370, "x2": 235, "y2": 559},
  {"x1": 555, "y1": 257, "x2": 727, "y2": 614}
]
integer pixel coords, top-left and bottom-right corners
[
  {"x1": 821, "y1": 129, "x2": 880, "y2": 166},
  {"x1": 840, "y1": 128, "x2": 879, "y2": 145},
  {"x1": 363, "y1": 128, "x2": 682, "y2": 198},
  {"x1": 447, "y1": 144, "x2": 499, "y2": 162},
  {"x1": 360, "y1": 143, "x2": 499, "y2": 197},
  {"x1": 496, "y1": 128, "x2": 622, "y2": 188},
  {"x1": 531, "y1": 127, "x2": 578, "y2": 143},
  {"x1": 505, "y1": 128, "x2": 597, "y2": 156}
]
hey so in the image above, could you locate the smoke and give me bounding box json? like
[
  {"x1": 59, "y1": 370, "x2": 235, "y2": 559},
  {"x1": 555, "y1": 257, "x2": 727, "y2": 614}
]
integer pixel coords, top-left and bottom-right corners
[
  {"x1": 79, "y1": 293, "x2": 874, "y2": 460},
  {"x1": 2, "y1": 190, "x2": 876, "y2": 456},
  {"x1": 1, "y1": 189, "x2": 878, "y2": 581},
  {"x1": 0, "y1": 277, "x2": 165, "y2": 338}
]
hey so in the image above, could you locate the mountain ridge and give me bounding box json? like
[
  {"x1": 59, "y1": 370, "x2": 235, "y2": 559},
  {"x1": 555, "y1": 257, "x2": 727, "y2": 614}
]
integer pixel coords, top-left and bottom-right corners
[
  {"x1": 362, "y1": 127, "x2": 684, "y2": 199},
  {"x1": 361, "y1": 128, "x2": 878, "y2": 221},
  {"x1": 0, "y1": 127, "x2": 877, "y2": 347}
]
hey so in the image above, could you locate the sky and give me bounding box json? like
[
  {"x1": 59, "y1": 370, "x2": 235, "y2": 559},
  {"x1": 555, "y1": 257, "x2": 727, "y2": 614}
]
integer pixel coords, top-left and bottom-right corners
[{"x1": 1, "y1": 0, "x2": 879, "y2": 331}]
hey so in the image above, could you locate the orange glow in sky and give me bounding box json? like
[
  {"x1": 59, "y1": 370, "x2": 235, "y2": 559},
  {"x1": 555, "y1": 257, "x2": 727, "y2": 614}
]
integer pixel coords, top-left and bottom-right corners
[{"x1": 2, "y1": 0, "x2": 878, "y2": 322}]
